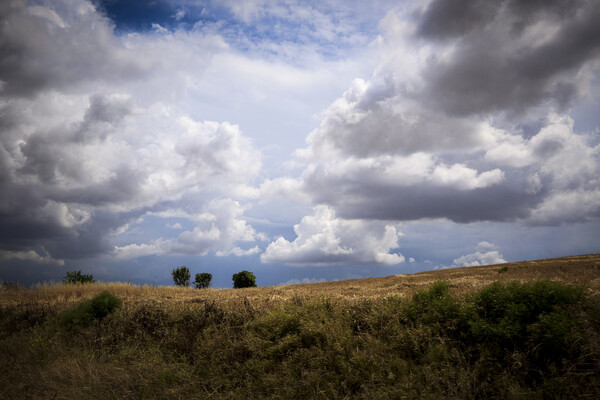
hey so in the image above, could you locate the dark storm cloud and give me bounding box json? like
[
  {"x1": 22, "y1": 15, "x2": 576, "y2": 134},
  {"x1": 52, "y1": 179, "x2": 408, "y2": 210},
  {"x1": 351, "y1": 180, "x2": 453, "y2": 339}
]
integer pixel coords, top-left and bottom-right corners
[
  {"x1": 304, "y1": 169, "x2": 543, "y2": 223},
  {"x1": 0, "y1": 0, "x2": 146, "y2": 97},
  {"x1": 417, "y1": 0, "x2": 581, "y2": 39},
  {"x1": 418, "y1": 0, "x2": 600, "y2": 116}
]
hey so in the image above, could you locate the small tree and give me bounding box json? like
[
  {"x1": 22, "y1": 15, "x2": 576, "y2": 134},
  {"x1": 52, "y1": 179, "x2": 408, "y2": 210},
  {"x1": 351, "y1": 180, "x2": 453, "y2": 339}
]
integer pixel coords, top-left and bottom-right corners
[
  {"x1": 172, "y1": 266, "x2": 191, "y2": 287},
  {"x1": 194, "y1": 272, "x2": 212, "y2": 289},
  {"x1": 232, "y1": 270, "x2": 257, "y2": 289},
  {"x1": 63, "y1": 270, "x2": 95, "y2": 284}
]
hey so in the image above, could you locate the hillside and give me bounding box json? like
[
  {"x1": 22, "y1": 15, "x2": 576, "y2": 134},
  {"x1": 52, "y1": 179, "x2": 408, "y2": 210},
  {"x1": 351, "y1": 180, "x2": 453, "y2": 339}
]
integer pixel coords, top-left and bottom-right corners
[
  {"x1": 1, "y1": 254, "x2": 599, "y2": 399},
  {"x1": 2, "y1": 254, "x2": 598, "y2": 308}
]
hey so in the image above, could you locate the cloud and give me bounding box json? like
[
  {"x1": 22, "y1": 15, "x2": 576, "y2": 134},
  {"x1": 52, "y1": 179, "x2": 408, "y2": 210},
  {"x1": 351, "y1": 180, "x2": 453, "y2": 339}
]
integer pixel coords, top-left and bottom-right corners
[
  {"x1": 115, "y1": 199, "x2": 265, "y2": 259},
  {"x1": 0, "y1": 0, "x2": 146, "y2": 97},
  {"x1": 261, "y1": 206, "x2": 405, "y2": 266},
  {"x1": 279, "y1": 277, "x2": 327, "y2": 286},
  {"x1": 452, "y1": 241, "x2": 507, "y2": 267},
  {"x1": 0, "y1": 1, "x2": 263, "y2": 263},
  {"x1": 0, "y1": 248, "x2": 64, "y2": 266},
  {"x1": 417, "y1": 0, "x2": 600, "y2": 117},
  {"x1": 269, "y1": 1, "x2": 600, "y2": 228}
]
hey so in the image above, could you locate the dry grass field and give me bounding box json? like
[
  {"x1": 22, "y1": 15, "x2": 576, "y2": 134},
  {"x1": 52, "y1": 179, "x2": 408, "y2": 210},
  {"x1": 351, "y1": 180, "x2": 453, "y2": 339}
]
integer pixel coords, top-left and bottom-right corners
[
  {"x1": 1, "y1": 254, "x2": 599, "y2": 399},
  {"x1": 2, "y1": 253, "x2": 598, "y2": 310}
]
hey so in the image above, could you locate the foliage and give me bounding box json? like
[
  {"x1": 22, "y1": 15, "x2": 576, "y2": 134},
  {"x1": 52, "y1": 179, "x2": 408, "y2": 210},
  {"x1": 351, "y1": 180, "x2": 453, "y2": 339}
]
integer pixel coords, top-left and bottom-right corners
[
  {"x1": 59, "y1": 291, "x2": 122, "y2": 329},
  {"x1": 194, "y1": 272, "x2": 212, "y2": 289},
  {"x1": 171, "y1": 266, "x2": 191, "y2": 287},
  {"x1": 232, "y1": 270, "x2": 257, "y2": 288},
  {"x1": 63, "y1": 270, "x2": 95, "y2": 284}
]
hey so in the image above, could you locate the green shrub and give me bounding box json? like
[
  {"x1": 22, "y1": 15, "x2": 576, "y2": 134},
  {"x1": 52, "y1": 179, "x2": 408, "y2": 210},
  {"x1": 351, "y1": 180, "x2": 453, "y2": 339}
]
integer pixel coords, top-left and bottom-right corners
[
  {"x1": 404, "y1": 281, "x2": 463, "y2": 329},
  {"x1": 233, "y1": 270, "x2": 257, "y2": 288},
  {"x1": 469, "y1": 280, "x2": 583, "y2": 341},
  {"x1": 63, "y1": 270, "x2": 94, "y2": 284},
  {"x1": 172, "y1": 266, "x2": 191, "y2": 287},
  {"x1": 498, "y1": 265, "x2": 509, "y2": 273},
  {"x1": 464, "y1": 280, "x2": 588, "y2": 383},
  {"x1": 60, "y1": 291, "x2": 122, "y2": 329},
  {"x1": 194, "y1": 272, "x2": 212, "y2": 289}
]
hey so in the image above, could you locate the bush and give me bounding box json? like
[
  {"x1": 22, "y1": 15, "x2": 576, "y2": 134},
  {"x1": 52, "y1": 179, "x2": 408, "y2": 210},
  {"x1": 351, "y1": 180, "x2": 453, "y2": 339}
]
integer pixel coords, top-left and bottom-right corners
[
  {"x1": 60, "y1": 291, "x2": 122, "y2": 329},
  {"x1": 63, "y1": 270, "x2": 95, "y2": 284},
  {"x1": 194, "y1": 273, "x2": 212, "y2": 289},
  {"x1": 468, "y1": 280, "x2": 583, "y2": 346},
  {"x1": 172, "y1": 266, "x2": 191, "y2": 287},
  {"x1": 232, "y1": 270, "x2": 257, "y2": 288}
]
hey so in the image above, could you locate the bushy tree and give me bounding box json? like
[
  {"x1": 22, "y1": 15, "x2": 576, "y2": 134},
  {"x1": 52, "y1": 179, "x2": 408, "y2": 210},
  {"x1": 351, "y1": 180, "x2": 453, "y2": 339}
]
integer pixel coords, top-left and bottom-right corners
[
  {"x1": 63, "y1": 270, "x2": 95, "y2": 284},
  {"x1": 232, "y1": 270, "x2": 257, "y2": 288},
  {"x1": 172, "y1": 266, "x2": 191, "y2": 287},
  {"x1": 194, "y1": 272, "x2": 212, "y2": 289}
]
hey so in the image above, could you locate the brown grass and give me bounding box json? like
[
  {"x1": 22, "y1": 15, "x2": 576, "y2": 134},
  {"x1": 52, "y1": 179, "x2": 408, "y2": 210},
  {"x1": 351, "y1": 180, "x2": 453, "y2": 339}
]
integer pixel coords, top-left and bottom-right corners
[{"x1": 2, "y1": 253, "x2": 599, "y2": 310}]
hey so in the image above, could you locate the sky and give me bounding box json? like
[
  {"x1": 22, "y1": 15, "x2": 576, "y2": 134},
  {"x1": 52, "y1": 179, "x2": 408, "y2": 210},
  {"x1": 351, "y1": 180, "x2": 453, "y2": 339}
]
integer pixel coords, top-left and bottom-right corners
[{"x1": 1, "y1": 0, "x2": 599, "y2": 288}]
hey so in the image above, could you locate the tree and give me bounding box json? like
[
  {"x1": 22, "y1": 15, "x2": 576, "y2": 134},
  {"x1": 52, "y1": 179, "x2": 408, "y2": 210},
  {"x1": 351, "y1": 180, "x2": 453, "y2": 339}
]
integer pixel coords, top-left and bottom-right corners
[
  {"x1": 63, "y1": 270, "x2": 95, "y2": 284},
  {"x1": 194, "y1": 273, "x2": 212, "y2": 289},
  {"x1": 172, "y1": 266, "x2": 191, "y2": 287},
  {"x1": 232, "y1": 270, "x2": 257, "y2": 289}
]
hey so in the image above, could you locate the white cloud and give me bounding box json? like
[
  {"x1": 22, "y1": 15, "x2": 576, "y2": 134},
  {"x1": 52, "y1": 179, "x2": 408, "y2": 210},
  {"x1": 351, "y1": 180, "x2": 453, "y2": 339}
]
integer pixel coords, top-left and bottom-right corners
[
  {"x1": 279, "y1": 277, "x2": 327, "y2": 286},
  {"x1": 216, "y1": 246, "x2": 261, "y2": 257},
  {"x1": 115, "y1": 199, "x2": 265, "y2": 259},
  {"x1": 453, "y1": 242, "x2": 507, "y2": 267},
  {"x1": 527, "y1": 189, "x2": 600, "y2": 226},
  {"x1": 114, "y1": 239, "x2": 169, "y2": 260},
  {"x1": 261, "y1": 205, "x2": 405, "y2": 266}
]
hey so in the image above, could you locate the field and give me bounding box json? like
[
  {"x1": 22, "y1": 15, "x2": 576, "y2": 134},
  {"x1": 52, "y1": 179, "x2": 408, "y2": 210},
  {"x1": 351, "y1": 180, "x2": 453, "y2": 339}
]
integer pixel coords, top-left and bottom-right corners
[{"x1": 1, "y1": 254, "x2": 600, "y2": 399}]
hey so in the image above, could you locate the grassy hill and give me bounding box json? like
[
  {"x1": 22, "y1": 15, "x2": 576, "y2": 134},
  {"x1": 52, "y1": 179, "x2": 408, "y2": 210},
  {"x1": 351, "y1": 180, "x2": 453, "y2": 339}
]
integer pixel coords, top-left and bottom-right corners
[{"x1": 1, "y1": 254, "x2": 599, "y2": 399}]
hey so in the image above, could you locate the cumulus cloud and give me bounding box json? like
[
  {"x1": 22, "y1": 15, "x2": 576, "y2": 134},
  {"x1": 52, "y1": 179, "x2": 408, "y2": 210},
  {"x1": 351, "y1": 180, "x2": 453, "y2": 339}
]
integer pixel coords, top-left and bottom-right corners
[
  {"x1": 0, "y1": 0, "x2": 263, "y2": 264},
  {"x1": 115, "y1": 199, "x2": 266, "y2": 259},
  {"x1": 453, "y1": 241, "x2": 507, "y2": 267},
  {"x1": 261, "y1": 206, "x2": 405, "y2": 266},
  {"x1": 270, "y1": 0, "x2": 600, "y2": 228},
  {"x1": 2, "y1": 0, "x2": 599, "y2": 279}
]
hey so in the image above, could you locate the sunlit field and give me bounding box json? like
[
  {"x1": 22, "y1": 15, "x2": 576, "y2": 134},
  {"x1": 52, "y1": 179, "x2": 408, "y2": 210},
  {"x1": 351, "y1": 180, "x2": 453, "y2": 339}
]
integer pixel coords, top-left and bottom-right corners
[{"x1": 1, "y1": 254, "x2": 599, "y2": 399}]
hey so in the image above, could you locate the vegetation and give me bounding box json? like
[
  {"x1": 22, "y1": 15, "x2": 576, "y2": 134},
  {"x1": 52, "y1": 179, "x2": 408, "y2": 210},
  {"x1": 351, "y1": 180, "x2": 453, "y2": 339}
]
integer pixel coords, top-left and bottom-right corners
[
  {"x1": 233, "y1": 270, "x2": 257, "y2": 288},
  {"x1": 63, "y1": 270, "x2": 95, "y2": 284},
  {"x1": 194, "y1": 272, "x2": 212, "y2": 289},
  {"x1": 1, "y1": 254, "x2": 599, "y2": 399},
  {"x1": 0, "y1": 280, "x2": 20, "y2": 289},
  {"x1": 59, "y1": 291, "x2": 122, "y2": 329},
  {"x1": 171, "y1": 266, "x2": 191, "y2": 287},
  {"x1": 498, "y1": 265, "x2": 509, "y2": 273}
]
